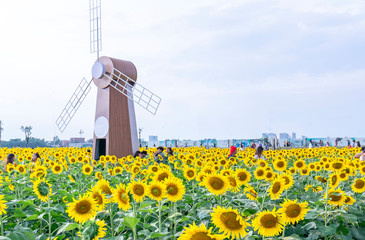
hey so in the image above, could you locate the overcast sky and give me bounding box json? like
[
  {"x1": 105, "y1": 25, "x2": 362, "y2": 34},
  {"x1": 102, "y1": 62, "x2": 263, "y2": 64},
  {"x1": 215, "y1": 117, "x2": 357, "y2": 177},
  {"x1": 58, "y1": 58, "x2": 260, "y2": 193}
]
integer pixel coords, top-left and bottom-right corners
[{"x1": 0, "y1": 0, "x2": 364, "y2": 141}]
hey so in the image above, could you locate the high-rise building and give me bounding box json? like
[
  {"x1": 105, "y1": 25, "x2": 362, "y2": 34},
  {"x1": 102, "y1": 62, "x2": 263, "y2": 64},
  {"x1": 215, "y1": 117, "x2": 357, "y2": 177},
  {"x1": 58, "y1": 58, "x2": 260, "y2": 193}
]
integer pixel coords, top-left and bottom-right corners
[
  {"x1": 292, "y1": 132, "x2": 296, "y2": 140},
  {"x1": 279, "y1": 133, "x2": 290, "y2": 139},
  {"x1": 262, "y1": 133, "x2": 277, "y2": 139}
]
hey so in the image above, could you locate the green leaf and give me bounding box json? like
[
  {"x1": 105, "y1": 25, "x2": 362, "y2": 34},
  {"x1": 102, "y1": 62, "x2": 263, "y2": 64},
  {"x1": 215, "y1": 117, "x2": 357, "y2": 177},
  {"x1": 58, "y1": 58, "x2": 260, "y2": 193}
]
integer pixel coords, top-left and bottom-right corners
[
  {"x1": 25, "y1": 214, "x2": 39, "y2": 221},
  {"x1": 283, "y1": 234, "x2": 302, "y2": 240},
  {"x1": 13, "y1": 209, "x2": 27, "y2": 218},
  {"x1": 56, "y1": 223, "x2": 79, "y2": 235},
  {"x1": 0, "y1": 237, "x2": 11, "y2": 240},
  {"x1": 8, "y1": 227, "x2": 34, "y2": 240},
  {"x1": 149, "y1": 232, "x2": 168, "y2": 238},
  {"x1": 337, "y1": 225, "x2": 350, "y2": 235},
  {"x1": 302, "y1": 222, "x2": 316, "y2": 231},
  {"x1": 167, "y1": 212, "x2": 182, "y2": 219},
  {"x1": 124, "y1": 216, "x2": 139, "y2": 230}
]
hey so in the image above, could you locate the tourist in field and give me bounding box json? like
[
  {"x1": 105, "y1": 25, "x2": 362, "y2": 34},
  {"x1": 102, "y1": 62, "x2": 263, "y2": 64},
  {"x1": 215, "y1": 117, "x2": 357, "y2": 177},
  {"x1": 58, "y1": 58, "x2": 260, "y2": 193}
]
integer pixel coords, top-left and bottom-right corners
[
  {"x1": 133, "y1": 151, "x2": 141, "y2": 158},
  {"x1": 153, "y1": 146, "x2": 166, "y2": 164},
  {"x1": 5, "y1": 153, "x2": 15, "y2": 172},
  {"x1": 354, "y1": 146, "x2": 365, "y2": 161},
  {"x1": 166, "y1": 147, "x2": 174, "y2": 157},
  {"x1": 357, "y1": 141, "x2": 361, "y2": 148},
  {"x1": 228, "y1": 146, "x2": 237, "y2": 159},
  {"x1": 140, "y1": 151, "x2": 148, "y2": 158},
  {"x1": 32, "y1": 153, "x2": 40, "y2": 163},
  {"x1": 254, "y1": 146, "x2": 265, "y2": 159},
  {"x1": 308, "y1": 140, "x2": 313, "y2": 149}
]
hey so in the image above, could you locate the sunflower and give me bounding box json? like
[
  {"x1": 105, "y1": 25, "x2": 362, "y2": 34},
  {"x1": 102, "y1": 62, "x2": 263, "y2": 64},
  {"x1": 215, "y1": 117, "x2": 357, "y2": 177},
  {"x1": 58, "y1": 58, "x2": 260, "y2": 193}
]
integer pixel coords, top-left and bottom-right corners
[
  {"x1": 245, "y1": 185, "x2": 258, "y2": 201},
  {"x1": 82, "y1": 164, "x2": 93, "y2": 175},
  {"x1": 68, "y1": 175, "x2": 76, "y2": 183},
  {"x1": 114, "y1": 166, "x2": 123, "y2": 175},
  {"x1": 92, "y1": 220, "x2": 107, "y2": 240},
  {"x1": 227, "y1": 175, "x2": 241, "y2": 193},
  {"x1": 235, "y1": 169, "x2": 251, "y2": 185},
  {"x1": 0, "y1": 195, "x2": 8, "y2": 215},
  {"x1": 148, "y1": 164, "x2": 159, "y2": 175},
  {"x1": 6, "y1": 164, "x2": 15, "y2": 172},
  {"x1": 315, "y1": 176, "x2": 327, "y2": 183},
  {"x1": 300, "y1": 168, "x2": 309, "y2": 176},
  {"x1": 164, "y1": 177, "x2": 185, "y2": 202},
  {"x1": 154, "y1": 169, "x2": 172, "y2": 182},
  {"x1": 95, "y1": 172, "x2": 103, "y2": 180},
  {"x1": 331, "y1": 161, "x2": 345, "y2": 172},
  {"x1": 329, "y1": 173, "x2": 340, "y2": 188},
  {"x1": 178, "y1": 222, "x2": 225, "y2": 240},
  {"x1": 351, "y1": 178, "x2": 365, "y2": 193},
  {"x1": 326, "y1": 189, "x2": 345, "y2": 206},
  {"x1": 344, "y1": 195, "x2": 356, "y2": 205},
  {"x1": 265, "y1": 171, "x2": 275, "y2": 181},
  {"x1": 33, "y1": 178, "x2": 52, "y2": 202},
  {"x1": 89, "y1": 186, "x2": 107, "y2": 211},
  {"x1": 252, "y1": 208, "x2": 284, "y2": 237},
  {"x1": 273, "y1": 160, "x2": 287, "y2": 172},
  {"x1": 147, "y1": 181, "x2": 166, "y2": 201},
  {"x1": 279, "y1": 173, "x2": 294, "y2": 190},
  {"x1": 16, "y1": 165, "x2": 26, "y2": 175},
  {"x1": 278, "y1": 199, "x2": 309, "y2": 225},
  {"x1": 203, "y1": 173, "x2": 230, "y2": 196},
  {"x1": 112, "y1": 183, "x2": 131, "y2": 211},
  {"x1": 128, "y1": 180, "x2": 147, "y2": 203},
  {"x1": 184, "y1": 168, "x2": 197, "y2": 181},
  {"x1": 69, "y1": 157, "x2": 77, "y2": 164},
  {"x1": 294, "y1": 160, "x2": 306, "y2": 170},
  {"x1": 66, "y1": 194, "x2": 97, "y2": 223},
  {"x1": 95, "y1": 179, "x2": 112, "y2": 195},
  {"x1": 268, "y1": 179, "x2": 285, "y2": 200},
  {"x1": 211, "y1": 206, "x2": 249, "y2": 239},
  {"x1": 52, "y1": 164, "x2": 63, "y2": 174},
  {"x1": 254, "y1": 167, "x2": 266, "y2": 180}
]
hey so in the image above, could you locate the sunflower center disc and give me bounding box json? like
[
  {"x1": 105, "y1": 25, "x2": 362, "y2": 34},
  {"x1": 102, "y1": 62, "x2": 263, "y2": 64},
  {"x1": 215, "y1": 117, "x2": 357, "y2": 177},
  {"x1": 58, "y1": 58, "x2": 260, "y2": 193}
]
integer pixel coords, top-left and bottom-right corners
[
  {"x1": 191, "y1": 232, "x2": 213, "y2": 240},
  {"x1": 220, "y1": 212, "x2": 242, "y2": 230},
  {"x1": 286, "y1": 204, "x2": 301, "y2": 218},
  {"x1": 260, "y1": 214, "x2": 277, "y2": 228}
]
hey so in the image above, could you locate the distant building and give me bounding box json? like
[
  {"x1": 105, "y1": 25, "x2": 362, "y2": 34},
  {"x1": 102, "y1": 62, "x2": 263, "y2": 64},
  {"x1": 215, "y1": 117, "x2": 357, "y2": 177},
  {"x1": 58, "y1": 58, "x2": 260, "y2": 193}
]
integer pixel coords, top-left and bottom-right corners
[
  {"x1": 149, "y1": 136, "x2": 159, "y2": 148},
  {"x1": 292, "y1": 132, "x2": 296, "y2": 140},
  {"x1": 279, "y1": 133, "x2": 290, "y2": 139},
  {"x1": 70, "y1": 138, "x2": 85, "y2": 143},
  {"x1": 262, "y1": 133, "x2": 277, "y2": 139}
]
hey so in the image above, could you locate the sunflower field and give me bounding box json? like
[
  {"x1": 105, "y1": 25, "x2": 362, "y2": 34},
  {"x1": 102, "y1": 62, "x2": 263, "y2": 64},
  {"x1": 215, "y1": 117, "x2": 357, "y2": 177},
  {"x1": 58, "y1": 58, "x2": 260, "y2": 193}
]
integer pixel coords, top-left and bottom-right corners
[{"x1": 0, "y1": 146, "x2": 365, "y2": 240}]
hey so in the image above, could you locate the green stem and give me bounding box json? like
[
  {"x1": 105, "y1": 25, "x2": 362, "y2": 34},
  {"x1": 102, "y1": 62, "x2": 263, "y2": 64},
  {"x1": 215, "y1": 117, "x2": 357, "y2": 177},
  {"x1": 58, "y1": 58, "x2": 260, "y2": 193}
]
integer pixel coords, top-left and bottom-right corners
[
  {"x1": 158, "y1": 201, "x2": 162, "y2": 233},
  {"x1": 324, "y1": 180, "x2": 329, "y2": 227},
  {"x1": 259, "y1": 186, "x2": 269, "y2": 211},
  {"x1": 173, "y1": 202, "x2": 177, "y2": 240},
  {"x1": 0, "y1": 214, "x2": 4, "y2": 236},
  {"x1": 281, "y1": 226, "x2": 285, "y2": 239},
  {"x1": 132, "y1": 198, "x2": 137, "y2": 218},
  {"x1": 48, "y1": 195, "x2": 52, "y2": 239},
  {"x1": 109, "y1": 203, "x2": 115, "y2": 237}
]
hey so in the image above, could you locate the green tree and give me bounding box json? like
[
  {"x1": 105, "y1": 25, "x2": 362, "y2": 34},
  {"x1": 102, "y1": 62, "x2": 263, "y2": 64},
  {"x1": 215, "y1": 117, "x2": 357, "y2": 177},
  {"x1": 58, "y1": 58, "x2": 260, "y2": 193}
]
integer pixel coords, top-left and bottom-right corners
[{"x1": 20, "y1": 126, "x2": 32, "y2": 147}]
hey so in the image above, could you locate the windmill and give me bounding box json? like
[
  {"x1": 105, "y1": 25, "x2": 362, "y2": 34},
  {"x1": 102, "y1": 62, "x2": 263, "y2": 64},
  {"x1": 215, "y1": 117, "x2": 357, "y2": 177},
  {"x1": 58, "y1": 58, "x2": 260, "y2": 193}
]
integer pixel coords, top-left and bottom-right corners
[{"x1": 56, "y1": 0, "x2": 161, "y2": 160}]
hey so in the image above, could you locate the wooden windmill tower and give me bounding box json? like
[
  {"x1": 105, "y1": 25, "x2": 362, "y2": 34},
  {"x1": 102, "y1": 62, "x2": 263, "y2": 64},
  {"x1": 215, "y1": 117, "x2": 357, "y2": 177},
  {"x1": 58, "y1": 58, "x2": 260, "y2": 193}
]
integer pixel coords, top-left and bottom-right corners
[{"x1": 56, "y1": 0, "x2": 161, "y2": 159}]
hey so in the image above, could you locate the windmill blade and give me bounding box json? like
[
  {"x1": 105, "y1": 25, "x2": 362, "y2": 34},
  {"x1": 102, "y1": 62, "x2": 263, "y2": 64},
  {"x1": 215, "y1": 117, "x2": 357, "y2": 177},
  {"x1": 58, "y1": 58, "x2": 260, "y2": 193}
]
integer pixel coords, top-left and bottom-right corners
[
  {"x1": 89, "y1": 0, "x2": 102, "y2": 57},
  {"x1": 56, "y1": 78, "x2": 92, "y2": 133},
  {"x1": 105, "y1": 68, "x2": 162, "y2": 115}
]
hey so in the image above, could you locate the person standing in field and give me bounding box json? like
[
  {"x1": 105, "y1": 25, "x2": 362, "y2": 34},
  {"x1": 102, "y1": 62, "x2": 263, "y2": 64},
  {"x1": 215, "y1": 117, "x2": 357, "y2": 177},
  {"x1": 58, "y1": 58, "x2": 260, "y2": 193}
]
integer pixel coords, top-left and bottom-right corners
[
  {"x1": 5, "y1": 153, "x2": 15, "y2": 172},
  {"x1": 153, "y1": 146, "x2": 166, "y2": 164},
  {"x1": 354, "y1": 146, "x2": 365, "y2": 161},
  {"x1": 254, "y1": 146, "x2": 265, "y2": 159},
  {"x1": 227, "y1": 146, "x2": 237, "y2": 159}
]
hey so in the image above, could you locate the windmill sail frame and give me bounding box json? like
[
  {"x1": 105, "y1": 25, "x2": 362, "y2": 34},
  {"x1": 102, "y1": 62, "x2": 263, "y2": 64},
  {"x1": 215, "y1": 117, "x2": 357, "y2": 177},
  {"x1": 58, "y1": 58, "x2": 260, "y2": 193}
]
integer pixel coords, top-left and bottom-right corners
[{"x1": 105, "y1": 67, "x2": 161, "y2": 115}]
